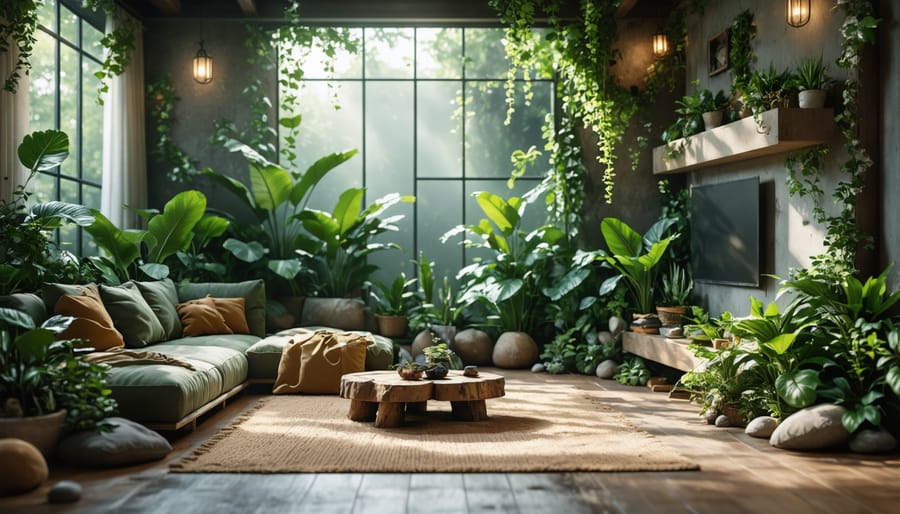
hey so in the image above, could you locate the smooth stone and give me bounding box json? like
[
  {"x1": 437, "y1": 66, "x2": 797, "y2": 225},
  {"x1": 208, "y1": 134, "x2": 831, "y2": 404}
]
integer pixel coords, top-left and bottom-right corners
[
  {"x1": 492, "y1": 332, "x2": 539, "y2": 369},
  {"x1": 715, "y1": 415, "x2": 732, "y2": 427},
  {"x1": 608, "y1": 316, "x2": 626, "y2": 337},
  {"x1": 0, "y1": 439, "x2": 48, "y2": 495},
  {"x1": 745, "y1": 416, "x2": 779, "y2": 438},
  {"x1": 595, "y1": 359, "x2": 618, "y2": 379},
  {"x1": 705, "y1": 409, "x2": 719, "y2": 425},
  {"x1": 411, "y1": 329, "x2": 434, "y2": 357},
  {"x1": 849, "y1": 428, "x2": 898, "y2": 454},
  {"x1": 769, "y1": 404, "x2": 850, "y2": 450},
  {"x1": 463, "y1": 365, "x2": 479, "y2": 377},
  {"x1": 47, "y1": 480, "x2": 82, "y2": 503},
  {"x1": 452, "y1": 328, "x2": 494, "y2": 366},
  {"x1": 530, "y1": 363, "x2": 545, "y2": 373},
  {"x1": 597, "y1": 331, "x2": 614, "y2": 344}
]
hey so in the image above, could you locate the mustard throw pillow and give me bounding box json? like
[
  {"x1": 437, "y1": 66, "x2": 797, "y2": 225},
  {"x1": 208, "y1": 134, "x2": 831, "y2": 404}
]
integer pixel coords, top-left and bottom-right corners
[
  {"x1": 176, "y1": 297, "x2": 233, "y2": 337},
  {"x1": 210, "y1": 297, "x2": 250, "y2": 334},
  {"x1": 54, "y1": 293, "x2": 124, "y2": 350}
]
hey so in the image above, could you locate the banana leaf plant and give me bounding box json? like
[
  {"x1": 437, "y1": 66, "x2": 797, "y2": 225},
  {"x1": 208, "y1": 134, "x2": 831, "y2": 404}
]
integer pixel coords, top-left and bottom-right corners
[
  {"x1": 85, "y1": 189, "x2": 227, "y2": 282},
  {"x1": 295, "y1": 188, "x2": 415, "y2": 297},
  {"x1": 443, "y1": 191, "x2": 564, "y2": 335},
  {"x1": 204, "y1": 137, "x2": 357, "y2": 294},
  {"x1": 0, "y1": 130, "x2": 95, "y2": 294},
  {"x1": 596, "y1": 217, "x2": 675, "y2": 315}
]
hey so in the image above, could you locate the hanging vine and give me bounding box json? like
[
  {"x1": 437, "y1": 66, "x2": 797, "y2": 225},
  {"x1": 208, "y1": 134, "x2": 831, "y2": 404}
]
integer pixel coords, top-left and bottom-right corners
[{"x1": 147, "y1": 75, "x2": 200, "y2": 182}]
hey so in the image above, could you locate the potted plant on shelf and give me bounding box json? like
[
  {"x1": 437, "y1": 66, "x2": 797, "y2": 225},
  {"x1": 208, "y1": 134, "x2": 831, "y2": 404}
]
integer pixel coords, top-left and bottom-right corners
[
  {"x1": 699, "y1": 89, "x2": 730, "y2": 130},
  {"x1": 683, "y1": 306, "x2": 735, "y2": 349},
  {"x1": 744, "y1": 64, "x2": 795, "y2": 115},
  {"x1": 0, "y1": 309, "x2": 117, "y2": 457},
  {"x1": 792, "y1": 56, "x2": 833, "y2": 109},
  {"x1": 656, "y1": 263, "x2": 693, "y2": 332},
  {"x1": 597, "y1": 217, "x2": 675, "y2": 335},
  {"x1": 369, "y1": 272, "x2": 417, "y2": 337}
]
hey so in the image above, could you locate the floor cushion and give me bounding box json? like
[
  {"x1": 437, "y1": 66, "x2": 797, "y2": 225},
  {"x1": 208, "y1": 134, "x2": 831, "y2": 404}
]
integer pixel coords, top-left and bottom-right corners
[{"x1": 57, "y1": 417, "x2": 172, "y2": 468}]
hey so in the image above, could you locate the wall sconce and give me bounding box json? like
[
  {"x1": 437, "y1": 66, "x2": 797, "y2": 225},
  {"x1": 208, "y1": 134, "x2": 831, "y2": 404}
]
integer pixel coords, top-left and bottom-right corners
[
  {"x1": 192, "y1": 41, "x2": 213, "y2": 84},
  {"x1": 786, "y1": 0, "x2": 810, "y2": 28},
  {"x1": 652, "y1": 33, "x2": 670, "y2": 58}
]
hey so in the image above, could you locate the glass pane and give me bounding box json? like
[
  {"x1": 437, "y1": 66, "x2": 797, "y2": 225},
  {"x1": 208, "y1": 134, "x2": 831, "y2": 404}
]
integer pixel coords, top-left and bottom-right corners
[
  {"x1": 287, "y1": 81, "x2": 363, "y2": 211},
  {"x1": 60, "y1": 177, "x2": 79, "y2": 204},
  {"x1": 463, "y1": 179, "x2": 545, "y2": 264},
  {"x1": 285, "y1": 28, "x2": 362, "y2": 79},
  {"x1": 29, "y1": 173, "x2": 57, "y2": 205},
  {"x1": 82, "y1": 19, "x2": 105, "y2": 60},
  {"x1": 365, "y1": 81, "x2": 415, "y2": 285},
  {"x1": 416, "y1": 28, "x2": 462, "y2": 79},
  {"x1": 465, "y1": 81, "x2": 551, "y2": 178},
  {"x1": 82, "y1": 184, "x2": 101, "y2": 210},
  {"x1": 364, "y1": 28, "x2": 413, "y2": 79},
  {"x1": 60, "y1": 4, "x2": 78, "y2": 44},
  {"x1": 82, "y1": 59, "x2": 103, "y2": 184},
  {"x1": 37, "y1": 0, "x2": 56, "y2": 32},
  {"x1": 417, "y1": 180, "x2": 463, "y2": 285},
  {"x1": 29, "y1": 31, "x2": 58, "y2": 129},
  {"x1": 59, "y1": 44, "x2": 79, "y2": 179},
  {"x1": 463, "y1": 28, "x2": 509, "y2": 79},
  {"x1": 416, "y1": 81, "x2": 462, "y2": 178}
]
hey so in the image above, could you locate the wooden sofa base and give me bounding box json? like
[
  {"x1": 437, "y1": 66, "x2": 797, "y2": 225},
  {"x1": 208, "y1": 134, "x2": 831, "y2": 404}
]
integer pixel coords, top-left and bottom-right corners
[{"x1": 143, "y1": 382, "x2": 250, "y2": 432}]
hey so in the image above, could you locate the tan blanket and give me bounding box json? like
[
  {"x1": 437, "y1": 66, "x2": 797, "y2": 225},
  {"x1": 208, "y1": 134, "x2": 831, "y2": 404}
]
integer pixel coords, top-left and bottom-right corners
[
  {"x1": 84, "y1": 347, "x2": 196, "y2": 370},
  {"x1": 273, "y1": 329, "x2": 371, "y2": 394}
]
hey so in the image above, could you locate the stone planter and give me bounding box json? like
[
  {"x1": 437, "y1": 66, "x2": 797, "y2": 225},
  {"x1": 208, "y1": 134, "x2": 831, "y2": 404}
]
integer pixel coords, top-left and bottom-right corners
[
  {"x1": 702, "y1": 110, "x2": 724, "y2": 130},
  {"x1": 376, "y1": 315, "x2": 409, "y2": 338},
  {"x1": 798, "y1": 89, "x2": 827, "y2": 108},
  {"x1": 0, "y1": 409, "x2": 67, "y2": 458}
]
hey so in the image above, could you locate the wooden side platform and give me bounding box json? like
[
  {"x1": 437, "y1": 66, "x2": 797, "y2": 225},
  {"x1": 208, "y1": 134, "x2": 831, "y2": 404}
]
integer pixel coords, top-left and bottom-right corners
[{"x1": 623, "y1": 331, "x2": 705, "y2": 371}]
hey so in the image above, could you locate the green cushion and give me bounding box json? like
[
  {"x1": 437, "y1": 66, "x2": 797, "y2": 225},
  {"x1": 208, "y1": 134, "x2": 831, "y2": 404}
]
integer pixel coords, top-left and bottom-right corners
[
  {"x1": 245, "y1": 327, "x2": 394, "y2": 380},
  {"x1": 132, "y1": 279, "x2": 182, "y2": 340},
  {"x1": 153, "y1": 333, "x2": 259, "y2": 354},
  {"x1": 57, "y1": 417, "x2": 172, "y2": 468},
  {"x1": 106, "y1": 344, "x2": 247, "y2": 424},
  {"x1": 99, "y1": 283, "x2": 167, "y2": 348},
  {"x1": 178, "y1": 280, "x2": 266, "y2": 338},
  {"x1": 0, "y1": 293, "x2": 48, "y2": 326}
]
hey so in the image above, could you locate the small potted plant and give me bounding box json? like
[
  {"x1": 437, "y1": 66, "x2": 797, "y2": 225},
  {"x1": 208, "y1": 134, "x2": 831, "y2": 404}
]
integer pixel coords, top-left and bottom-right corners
[
  {"x1": 698, "y1": 89, "x2": 730, "y2": 130},
  {"x1": 744, "y1": 64, "x2": 795, "y2": 115},
  {"x1": 422, "y1": 341, "x2": 463, "y2": 371},
  {"x1": 792, "y1": 56, "x2": 833, "y2": 109},
  {"x1": 369, "y1": 272, "x2": 417, "y2": 337},
  {"x1": 656, "y1": 263, "x2": 694, "y2": 329},
  {"x1": 683, "y1": 307, "x2": 734, "y2": 349}
]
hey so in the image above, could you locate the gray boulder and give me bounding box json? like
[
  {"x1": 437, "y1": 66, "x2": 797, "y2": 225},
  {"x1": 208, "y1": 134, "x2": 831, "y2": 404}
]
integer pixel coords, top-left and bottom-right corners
[
  {"x1": 849, "y1": 428, "x2": 898, "y2": 454},
  {"x1": 597, "y1": 331, "x2": 614, "y2": 344},
  {"x1": 715, "y1": 415, "x2": 732, "y2": 427},
  {"x1": 492, "y1": 332, "x2": 539, "y2": 369},
  {"x1": 595, "y1": 359, "x2": 618, "y2": 379},
  {"x1": 452, "y1": 328, "x2": 494, "y2": 366},
  {"x1": 745, "y1": 416, "x2": 779, "y2": 438},
  {"x1": 769, "y1": 404, "x2": 850, "y2": 450},
  {"x1": 608, "y1": 316, "x2": 626, "y2": 337}
]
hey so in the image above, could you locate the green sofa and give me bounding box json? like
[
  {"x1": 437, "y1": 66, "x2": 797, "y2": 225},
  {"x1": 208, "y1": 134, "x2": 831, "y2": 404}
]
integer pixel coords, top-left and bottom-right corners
[{"x1": 1, "y1": 280, "x2": 394, "y2": 431}]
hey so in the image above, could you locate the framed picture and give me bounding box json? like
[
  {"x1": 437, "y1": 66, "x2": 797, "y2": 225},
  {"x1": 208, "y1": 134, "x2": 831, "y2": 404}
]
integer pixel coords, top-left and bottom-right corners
[{"x1": 708, "y1": 29, "x2": 730, "y2": 76}]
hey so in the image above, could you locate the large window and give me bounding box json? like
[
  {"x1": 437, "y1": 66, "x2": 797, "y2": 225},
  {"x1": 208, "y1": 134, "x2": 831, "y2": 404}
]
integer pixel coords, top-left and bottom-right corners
[
  {"x1": 28, "y1": 0, "x2": 105, "y2": 256},
  {"x1": 280, "y1": 28, "x2": 553, "y2": 284}
]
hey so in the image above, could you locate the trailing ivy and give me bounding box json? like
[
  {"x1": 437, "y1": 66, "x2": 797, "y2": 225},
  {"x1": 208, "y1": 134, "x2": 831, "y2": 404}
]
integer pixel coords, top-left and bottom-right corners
[
  {"x1": 729, "y1": 10, "x2": 756, "y2": 98},
  {"x1": 0, "y1": 0, "x2": 40, "y2": 93},
  {"x1": 147, "y1": 76, "x2": 200, "y2": 182}
]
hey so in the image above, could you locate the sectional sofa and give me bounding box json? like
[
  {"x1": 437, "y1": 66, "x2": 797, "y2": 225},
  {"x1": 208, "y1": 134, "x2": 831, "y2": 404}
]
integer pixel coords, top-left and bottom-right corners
[{"x1": 1, "y1": 279, "x2": 394, "y2": 431}]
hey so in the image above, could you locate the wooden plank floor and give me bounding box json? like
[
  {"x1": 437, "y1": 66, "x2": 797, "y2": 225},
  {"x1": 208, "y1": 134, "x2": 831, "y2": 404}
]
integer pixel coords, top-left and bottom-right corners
[{"x1": 3, "y1": 369, "x2": 899, "y2": 513}]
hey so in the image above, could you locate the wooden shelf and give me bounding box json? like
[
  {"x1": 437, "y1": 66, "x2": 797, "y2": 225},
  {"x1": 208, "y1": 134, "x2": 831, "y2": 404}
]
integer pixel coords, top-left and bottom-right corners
[
  {"x1": 622, "y1": 332, "x2": 705, "y2": 372},
  {"x1": 652, "y1": 108, "x2": 835, "y2": 175}
]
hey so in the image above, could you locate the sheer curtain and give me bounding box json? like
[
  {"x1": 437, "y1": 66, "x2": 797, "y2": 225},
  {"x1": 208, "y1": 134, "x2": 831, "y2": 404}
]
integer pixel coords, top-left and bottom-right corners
[
  {"x1": 0, "y1": 38, "x2": 29, "y2": 204},
  {"x1": 101, "y1": 11, "x2": 146, "y2": 229}
]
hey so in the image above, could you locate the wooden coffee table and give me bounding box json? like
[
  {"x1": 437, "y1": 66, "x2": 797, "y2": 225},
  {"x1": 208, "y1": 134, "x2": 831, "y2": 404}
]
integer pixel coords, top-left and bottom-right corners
[{"x1": 339, "y1": 370, "x2": 505, "y2": 428}]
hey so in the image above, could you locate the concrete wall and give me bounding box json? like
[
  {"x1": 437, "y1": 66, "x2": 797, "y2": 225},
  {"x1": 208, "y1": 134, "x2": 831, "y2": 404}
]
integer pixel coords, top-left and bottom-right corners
[
  {"x1": 880, "y1": 2, "x2": 900, "y2": 290},
  {"x1": 680, "y1": 0, "x2": 850, "y2": 315}
]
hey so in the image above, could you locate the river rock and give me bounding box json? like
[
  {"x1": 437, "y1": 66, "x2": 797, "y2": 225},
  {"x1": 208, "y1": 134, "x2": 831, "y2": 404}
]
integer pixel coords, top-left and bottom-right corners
[
  {"x1": 0, "y1": 439, "x2": 47, "y2": 495},
  {"x1": 452, "y1": 329, "x2": 493, "y2": 366},
  {"x1": 608, "y1": 316, "x2": 626, "y2": 337},
  {"x1": 769, "y1": 404, "x2": 850, "y2": 450},
  {"x1": 849, "y1": 428, "x2": 898, "y2": 454},
  {"x1": 492, "y1": 332, "x2": 539, "y2": 369},
  {"x1": 595, "y1": 359, "x2": 618, "y2": 379},
  {"x1": 411, "y1": 329, "x2": 434, "y2": 357},
  {"x1": 704, "y1": 409, "x2": 719, "y2": 425},
  {"x1": 745, "y1": 416, "x2": 779, "y2": 438},
  {"x1": 597, "y1": 331, "x2": 614, "y2": 344},
  {"x1": 47, "y1": 480, "x2": 82, "y2": 503},
  {"x1": 715, "y1": 415, "x2": 732, "y2": 427},
  {"x1": 530, "y1": 363, "x2": 545, "y2": 373}
]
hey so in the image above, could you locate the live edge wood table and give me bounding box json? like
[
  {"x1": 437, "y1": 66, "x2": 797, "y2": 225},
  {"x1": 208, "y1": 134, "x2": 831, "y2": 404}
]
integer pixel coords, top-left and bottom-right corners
[{"x1": 339, "y1": 370, "x2": 505, "y2": 428}]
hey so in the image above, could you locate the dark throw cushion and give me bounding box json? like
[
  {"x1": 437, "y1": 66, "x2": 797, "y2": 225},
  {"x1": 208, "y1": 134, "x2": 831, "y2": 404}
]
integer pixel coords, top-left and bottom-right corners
[
  {"x1": 57, "y1": 417, "x2": 172, "y2": 468},
  {"x1": 99, "y1": 283, "x2": 167, "y2": 348},
  {"x1": 132, "y1": 278, "x2": 182, "y2": 340}
]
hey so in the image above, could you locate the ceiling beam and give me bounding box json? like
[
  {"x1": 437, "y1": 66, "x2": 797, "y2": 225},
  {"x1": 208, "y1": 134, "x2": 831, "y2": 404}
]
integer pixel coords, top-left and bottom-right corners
[
  {"x1": 237, "y1": 0, "x2": 258, "y2": 16},
  {"x1": 148, "y1": 0, "x2": 181, "y2": 16}
]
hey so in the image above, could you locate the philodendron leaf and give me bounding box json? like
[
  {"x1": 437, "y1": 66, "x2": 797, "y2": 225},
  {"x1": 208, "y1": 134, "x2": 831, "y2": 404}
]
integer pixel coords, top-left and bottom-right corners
[
  {"x1": 268, "y1": 258, "x2": 302, "y2": 280},
  {"x1": 223, "y1": 238, "x2": 267, "y2": 263},
  {"x1": 138, "y1": 263, "x2": 170, "y2": 280},
  {"x1": 146, "y1": 190, "x2": 206, "y2": 263},
  {"x1": 18, "y1": 129, "x2": 69, "y2": 172},
  {"x1": 776, "y1": 369, "x2": 821, "y2": 408},
  {"x1": 543, "y1": 268, "x2": 590, "y2": 301},
  {"x1": 28, "y1": 201, "x2": 94, "y2": 226},
  {"x1": 886, "y1": 366, "x2": 900, "y2": 397},
  {"x1": 0, "y1": 307, "x2": 35, "y2": 330}
]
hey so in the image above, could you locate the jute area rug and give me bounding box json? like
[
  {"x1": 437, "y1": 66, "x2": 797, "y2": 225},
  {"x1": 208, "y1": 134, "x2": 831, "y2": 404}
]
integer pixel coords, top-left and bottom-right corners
[{"x1": 171, "y1": 376, "x2": 699, "y2": 473}]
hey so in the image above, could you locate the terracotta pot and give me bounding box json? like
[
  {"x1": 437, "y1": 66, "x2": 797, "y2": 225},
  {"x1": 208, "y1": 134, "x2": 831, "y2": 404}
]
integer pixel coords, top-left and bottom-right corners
[
  {"x1": 0, "y1": 409, "x2": 66, "y2": 458},
  {"x1": 656, "y1": 306, "x2": 688, "y2": 326},
  {"x1": 702, "y1": 110, "x2": 724, "y2": 130},
  {"x1": 798, "y1": 89, "x2": 826, "y2": 108},
  {"x1": 376, "y1": 315, "x2": 409, "y2": 338}
]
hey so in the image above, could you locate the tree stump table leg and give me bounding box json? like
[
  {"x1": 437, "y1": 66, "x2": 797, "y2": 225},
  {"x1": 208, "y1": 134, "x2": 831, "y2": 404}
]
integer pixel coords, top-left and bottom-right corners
[
  {"x1": 406, "y1": 401, "x2": 427, "y2": 415},
  {"x1": 348, "y1": 399, "x2": 378, "y2": 422},
  {"x1": 375, "y1": 402, "x2": 406, "y2": 428},
  {"x1": 451, "y1": 400, "x2": 488, "y2": 421}
]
